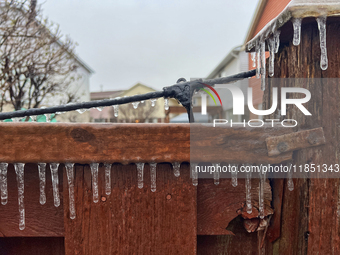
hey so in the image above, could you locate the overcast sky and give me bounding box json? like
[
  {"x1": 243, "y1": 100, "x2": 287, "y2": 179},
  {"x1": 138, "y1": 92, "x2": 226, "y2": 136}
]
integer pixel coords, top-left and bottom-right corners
[{"x1": 42, "y1": 0, "x2": 258, "y2": 92}]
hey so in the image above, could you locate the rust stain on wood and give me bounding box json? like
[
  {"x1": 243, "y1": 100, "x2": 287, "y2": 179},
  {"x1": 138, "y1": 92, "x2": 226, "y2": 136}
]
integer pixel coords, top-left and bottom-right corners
[{"x1": 266, "y1": 127, "x2": 326, "y2": 156}]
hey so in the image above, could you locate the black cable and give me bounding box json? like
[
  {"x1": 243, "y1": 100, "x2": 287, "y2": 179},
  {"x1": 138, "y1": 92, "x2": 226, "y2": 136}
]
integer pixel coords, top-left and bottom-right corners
[{"x1": 0, "y1": 69, "x2": 256, "y2": 121}]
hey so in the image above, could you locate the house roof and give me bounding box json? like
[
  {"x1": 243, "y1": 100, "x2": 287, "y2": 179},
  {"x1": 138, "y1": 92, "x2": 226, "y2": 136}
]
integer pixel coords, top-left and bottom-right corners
[
  {"x1": 206, "y1": 46, "x2": 242, "y2": 79},
  {"x1": 90, "y1": 90, "x2": 124, "y2": 100},
  {"x1": 244, "y1": 0, "x2": 269, "y2": 45},
  {"x1": 245, "y1": 0, "x2": 340, "y2": 51}
]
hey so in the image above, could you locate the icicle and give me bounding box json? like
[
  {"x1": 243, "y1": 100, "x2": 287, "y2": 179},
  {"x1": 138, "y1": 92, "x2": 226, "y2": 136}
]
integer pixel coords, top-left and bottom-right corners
[
  {"x1": 164, "y1": 98, "x2": 169, "y2": 111},
  {"x1": 113, "y1": 105, "x2": 119, "y2": 117},
  {"x1": 37, "y1": 163, "x2": 46, "y2": 205},
  {"x1": 150, "y1": 163, "x2": 157, "y2": 192},
  {"x1": 14, "y1": 163, "x2": 25, "y2": 230},
  {"x1": 268, "y1": 37, "x2": 275, "y2": 77},
  {"x1": 50, "y1": 163, "x2": 60, "y2": 207},
  {"x1": 12, "y1": 117, "x2": 21, "y2": 122},
  {"x1": 132, "y1": 102, "x2": 140, "y2": 109},
  {"x1": 287, "y1": 170, "x2": 294, "y2": 191},
  {"x1": 150, "y1": 99, "x2": 157, "y2": 107},
  {"x1": 172, "y1": 162, "x2": 180, "y2": 177},
  {"x1": 104, "y1": 163, "x2": 111, "y2": 196},
  {"x1": 97, "y1": 107, "x2": 103, "y2": 111},
  {"x1": 251, "y1": 52, "x2": 256, "y2": 68},
  {"x1": 256, "y1": 43, "x2": 261, "y2": 78},
  {"x1": 136, "y1": 163, "x2": 145, "y2": 189},
  {"x1": 231, "y1": 164, "x2": 238, "y2": 187},
  {"x1": 45, "y1": 114, "x2": 51, "y2": 122},
  {"x1": 274, "y1": 30, "x2": 281, "y2": 54},
  {"x1": 316, "y1": 16, "x2": 328, "y2": 70},
  {"x1": 141, "y1": 100, "x2": 145, "y2": 104},
  {"x1": 76, "y1": 109, "x2": 87, "y2": 114},
  {"x1": 90, "y1": 163, "x2": 99, "y2": 203},
  {"x1": 0, "y1": 163, "x2": 8, "y2": 205},
  {"x1": 245, "y1": 171, "x2": 252, "y2": 214},
  {"x1": 65, "y1": 163, "x2": 76, "y2": 219},
  {"x1": 191, "y1": 163, "x2": 198, "y2": 186},
  {"x1": 259, "y1": 170, "x2": 266, "y2": 219},
  {"x1": 31, "y1": 116, "x2": 37, "y2": 122},
  {"x1": 213, "y1": 163, "x2": 220, "y2": 186},
  {"x1": 260, "y1": 40, "x2": 266, "y2": 91},
  {"x1": 292, "y1": 18, "x2": 302, "y2": 46}
]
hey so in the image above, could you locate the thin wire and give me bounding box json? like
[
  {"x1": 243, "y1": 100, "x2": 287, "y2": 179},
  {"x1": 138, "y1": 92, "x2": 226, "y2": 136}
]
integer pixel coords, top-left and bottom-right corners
[{"x1": 0, "y1": 69, "x2": 256, "y2": 121}]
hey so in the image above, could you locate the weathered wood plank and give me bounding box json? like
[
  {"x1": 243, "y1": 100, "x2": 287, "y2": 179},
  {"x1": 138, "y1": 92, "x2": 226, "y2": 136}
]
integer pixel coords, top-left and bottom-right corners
[
  {"x1": 190, "y1": 124, "x2": 295, "y2": 164},
  {"x1": 262, "y1": 19, "x2": 340, "y2": 254},
  {"x1": 0, "y1": 123, "x2": 296, "y2": 164},
  {"x1": 63, "y1": 163, "x2": 197, "y2": 255},
  {"x1": 0, "y1": 164, "x2": 64, "y2": 237},
  {"x1": 266, "y1": 127, "x2": 326, "y2": 156},
  {"x1": 0, "y1": 123, "x2": 190, "y2": 164}
]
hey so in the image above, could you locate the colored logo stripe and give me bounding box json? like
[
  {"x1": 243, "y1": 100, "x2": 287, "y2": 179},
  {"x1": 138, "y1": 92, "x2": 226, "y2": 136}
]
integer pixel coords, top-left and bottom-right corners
[
  {"x1": 199, "y1": 82, "x2": 223, "y2": 106},
  {"x1": 200, "y1": 88, "x2": 217, "y2": 105}
]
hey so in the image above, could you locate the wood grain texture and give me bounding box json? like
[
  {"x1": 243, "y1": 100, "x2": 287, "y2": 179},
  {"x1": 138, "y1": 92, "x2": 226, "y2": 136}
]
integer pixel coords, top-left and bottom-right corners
[
  {"x1": 0, "y1": 123, "x2": 190, "y2": 164},
  {"x1": 0, "y1": 164, "x2": 64, "y2": 237},
  {"x1": 63, "y1": 163, "x2": 197, "y2": 255},
  {"x1": 262, "y1": 18, "x2": 340, "y2": 254},
  {"x1": 197, "y1": 178, "x2": 272, "y2": 235},
  {"x1": 0, "y1": 237, "x2": 65, "y2": 255}
]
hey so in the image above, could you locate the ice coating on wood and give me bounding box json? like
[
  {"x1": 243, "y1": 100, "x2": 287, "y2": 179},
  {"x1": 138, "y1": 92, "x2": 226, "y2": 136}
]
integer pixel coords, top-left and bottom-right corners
[
  {"x1": 37, "y1": 163, "x2": 46, "y2": 205},
  {"x1": 104, "y1": 163, "x2": 111, "y2": 196},
  {"x1": 316, "y1": 16, "x2": 328, "y2": 70},
  {"x1": 14, "y1": 163, "x2": 25, "y2": 230},
  {"x1": 132, "y1": 102, "x2": 140, "y2": 109},
  {"x1": 213, "y1": 163, "x2": 220, "y2": 186},
  {"x1": 256, "y1": 43, "x2": 261, "y2": 78},
  {"x1": 260, "y1": 41, "x2": 266, "y2": 91},
  {"x1": 164, "y1": 98, "x2": 169, "y2": 111},
  {"x1": 113, "y1": 105, "x2": 119, "y2": 117},
  {"x1": 150, "y1": 163, "x2": 157, "y2": 192},
  {"x1": 231, "y1": 165, "x2": 238, "y2": 187},
  {"x1": 50, "y1": 163, "x2": 60, "y2": 207},
  {"x1": 172, "y1": 162, "x2": 181, "y2": 177},
  {"x1": 245, "y1": 171, "x2": 252, "y2": 214},
  {"x1": 287, "y1": 169, "x2": 294, "y2": 191},
  {"x1": 191, "y1": 163, "x2": 198, "y2": 186},
  {"x1": 0, "y1": 163, "x2": 8, "y2": 205},
  {"x1": 292, "y1": 18, "x2": 302, "y2": 46},
  {"x1": 90, "y1": 163, "x2": 99, "y2": 203},
  {"x1": 150, "y1": 99, "x2": 157, "y2": 107},
  {"x1": 136, "y1": 163, "x2": 145, "y2": 189},
  {"x1": 251, "y1": 52, "x2": 256, "y2": 68},
  {"x1": 268, "y1": 37, "x2": 275, "y2": 77},
  {"x1": 259, "y1": 171, "x2": 266, "y2": 219},
  {"x1": 65, "y1": 163, "x2": 76, "y2": 219}
]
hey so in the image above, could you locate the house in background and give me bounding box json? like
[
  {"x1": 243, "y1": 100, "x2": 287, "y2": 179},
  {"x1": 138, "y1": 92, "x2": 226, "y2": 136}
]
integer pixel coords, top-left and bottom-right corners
[
  {"x1": 54, "y1": 56, "x2": 94, "y2": 123},
  {"x1": 90, "y1": 83, "x2": 177, "y2": 123}
]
